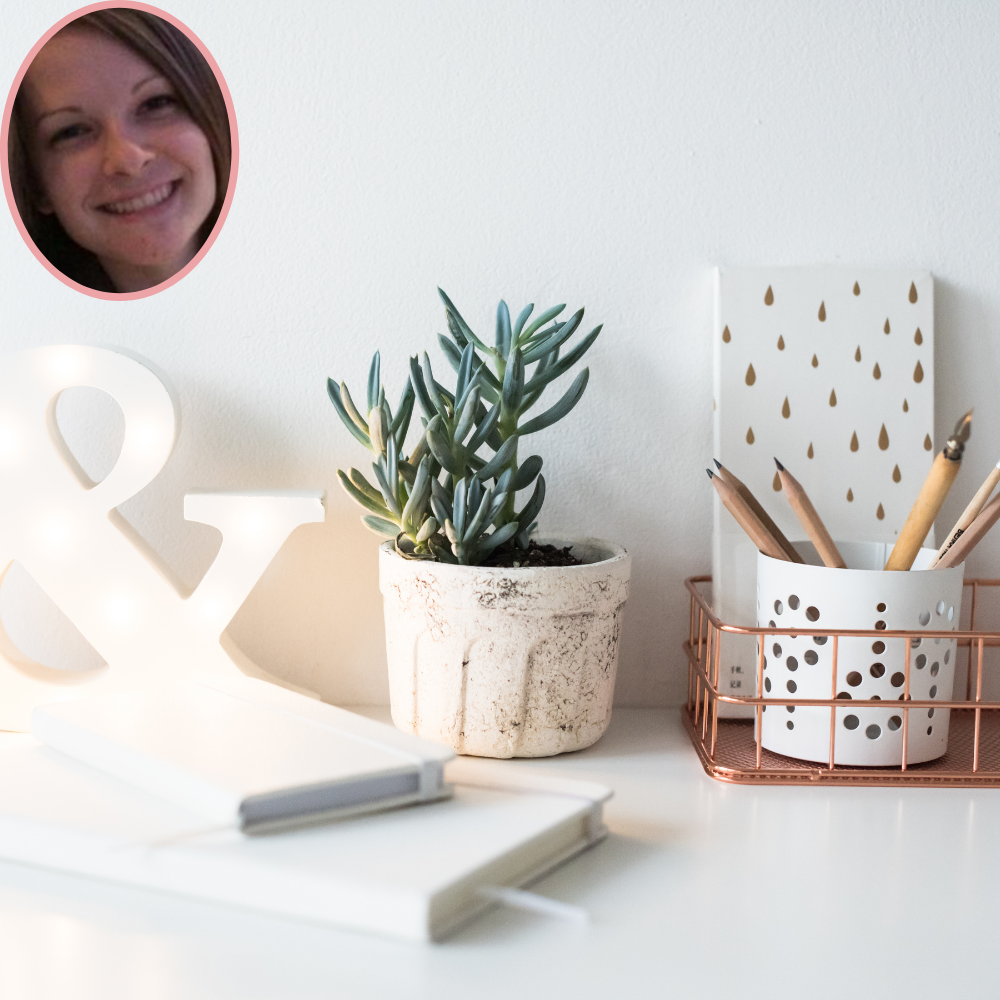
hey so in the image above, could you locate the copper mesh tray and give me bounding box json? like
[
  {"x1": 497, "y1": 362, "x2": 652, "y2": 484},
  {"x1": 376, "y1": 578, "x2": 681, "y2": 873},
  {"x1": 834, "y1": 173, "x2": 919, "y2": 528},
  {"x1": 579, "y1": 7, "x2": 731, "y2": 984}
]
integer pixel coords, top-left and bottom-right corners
[{"x1": 684, "y1": 576, "x2": 1000, "y2": 786}]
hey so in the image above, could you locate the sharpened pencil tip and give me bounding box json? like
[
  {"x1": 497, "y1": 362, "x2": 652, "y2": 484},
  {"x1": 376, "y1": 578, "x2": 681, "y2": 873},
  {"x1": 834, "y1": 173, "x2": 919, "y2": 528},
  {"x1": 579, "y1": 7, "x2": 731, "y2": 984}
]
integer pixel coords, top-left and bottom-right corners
[
  {"x1": 706, "y1": 469, "x2": 714, "y2": 480},
  {"x1": 774, "y1": 457, "x2": 784, "y2": 472},
  {"x1": 713, "y1": 458, "x2": 722, "y2": 470}
]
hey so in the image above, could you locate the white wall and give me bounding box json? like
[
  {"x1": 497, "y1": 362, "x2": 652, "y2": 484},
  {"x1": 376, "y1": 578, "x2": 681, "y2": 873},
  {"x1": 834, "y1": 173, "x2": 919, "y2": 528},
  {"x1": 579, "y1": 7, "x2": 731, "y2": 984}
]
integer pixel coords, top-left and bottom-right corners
[{"x1": 2, "y1": 0, "x2": 999, "y2": 707}]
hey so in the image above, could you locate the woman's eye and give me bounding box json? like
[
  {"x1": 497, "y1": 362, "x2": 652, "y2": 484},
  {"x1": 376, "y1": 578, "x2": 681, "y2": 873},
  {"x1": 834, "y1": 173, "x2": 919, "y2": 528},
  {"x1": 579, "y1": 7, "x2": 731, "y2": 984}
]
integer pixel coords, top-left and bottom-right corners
[
  {"x1": 49, "y1": 123, "x2": 89, "y2": 145},
  {"x1": 140, "y1": 94, "x2": 179, "y2": 114}
]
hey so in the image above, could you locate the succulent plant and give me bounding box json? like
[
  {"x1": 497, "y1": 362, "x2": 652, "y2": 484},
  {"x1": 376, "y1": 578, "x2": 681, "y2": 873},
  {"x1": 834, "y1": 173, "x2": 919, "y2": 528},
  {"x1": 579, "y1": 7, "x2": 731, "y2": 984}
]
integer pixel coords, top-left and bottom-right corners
[{"x1": 328, "y1": 288, "x2": 601, "y2": 565}]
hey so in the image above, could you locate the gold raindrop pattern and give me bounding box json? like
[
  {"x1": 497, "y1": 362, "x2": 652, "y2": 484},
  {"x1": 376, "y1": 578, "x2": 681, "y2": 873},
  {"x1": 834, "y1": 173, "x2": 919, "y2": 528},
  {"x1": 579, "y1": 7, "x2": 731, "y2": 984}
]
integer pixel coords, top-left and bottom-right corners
[
  {"x1": 914, "y1": 360, "x2": 924, "y2": 383},
  {"x1": 924, "y1": 434, "x2": 932, "y2": 451},
  {"x1": 855, "y1": 346, "x2": 862, "y2": 362},
  {"x1": 747, "y1": 426, "x2": 755, "y2": 444},
  {"x1": 914, "y1": 328, "x2": 922, "y2": 345},
  {"x1": 873, "y1": 362, "x2": 881, "y2": 380},
  {"x1": 746, "y1": 363, "x2": 756, "y2": 385},
  {"x1": 877, "y1": 503, "x2": 885, "y2": 520},
  {"x1": 764, "y1": 285, "x2": 774, "y2": 305},
  {"x1": 781, "y1": 396, "x2": 791, "y2": 418},
  {"x1": 892, "y1": 464, "x2": 901, "y2": 483},
  {"x1": 903, "y1": 399, "x2": 909, "y2": 412},
  {"x1": 853, "y1": 281, "x2": 861, "y2": 296},
  {"x1": 811, "y1": 354, "x2": 819, "y2": 368},
  {"x1": 777, "y1": 335, "x2": 785, "y2": 351},
  {"x1": 807, "y1": 442, "x2": 814, "y2": 459},
  {"x1": 878, "y1": 424, "x2": 889, "y2": 450},
  {"x1": 773, "y1": 472, "x2": 782, "y2": 491},
  {"x1": 847, "y1": 488, "x2": 854, "y2": 502},
  {"x1": 850, "y1": 431, "x2": 859, "y2": 452},
  {"x1": 909, "y1": 282, "x2": 918, "y2": 303},
  {"x1": 818, "y1": 301, "x2": 826, "y2": 321},
  {"x1": 722, "y1": 325, "x2": 731, "y2": 343},
  {"x1": 829, "y1": 388, "x2": 837, "y2": 406},
  {"x1": 884, "y1": 319, "x2": 891, "y2": 334}
]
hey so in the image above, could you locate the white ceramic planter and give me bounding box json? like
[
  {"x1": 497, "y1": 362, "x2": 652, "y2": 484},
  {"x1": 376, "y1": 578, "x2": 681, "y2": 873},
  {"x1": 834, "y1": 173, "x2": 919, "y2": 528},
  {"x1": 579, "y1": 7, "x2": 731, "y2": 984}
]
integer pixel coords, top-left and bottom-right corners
[{"x1": 378, "y1": 538, "x2": 630, "y2": 758}]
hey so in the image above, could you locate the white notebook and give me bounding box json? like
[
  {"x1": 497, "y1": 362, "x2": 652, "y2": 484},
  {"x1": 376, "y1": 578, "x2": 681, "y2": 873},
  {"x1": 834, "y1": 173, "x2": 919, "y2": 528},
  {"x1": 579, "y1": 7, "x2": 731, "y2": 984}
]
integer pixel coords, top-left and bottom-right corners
[
  {"x1": 0, "y1": 735, "x2": 610, "y2": 941},
  {"x1": 31, "y1": 676, "x2": 455, "y2": 833}
]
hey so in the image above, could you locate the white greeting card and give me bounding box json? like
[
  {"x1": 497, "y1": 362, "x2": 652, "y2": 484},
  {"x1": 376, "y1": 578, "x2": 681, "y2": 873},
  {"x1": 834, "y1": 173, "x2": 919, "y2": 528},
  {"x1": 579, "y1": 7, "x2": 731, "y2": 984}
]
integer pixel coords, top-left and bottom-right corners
[{"x1": 712, "y1": 267, "x2": 934, "y2": 716}]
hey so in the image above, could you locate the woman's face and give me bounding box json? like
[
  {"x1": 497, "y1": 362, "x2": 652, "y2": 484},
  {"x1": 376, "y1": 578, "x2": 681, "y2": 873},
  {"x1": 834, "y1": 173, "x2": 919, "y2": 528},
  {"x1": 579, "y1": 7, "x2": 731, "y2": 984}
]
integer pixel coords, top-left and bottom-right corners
[{"x1": 21, "y1": 28, "x2": 216, "y2": 289}]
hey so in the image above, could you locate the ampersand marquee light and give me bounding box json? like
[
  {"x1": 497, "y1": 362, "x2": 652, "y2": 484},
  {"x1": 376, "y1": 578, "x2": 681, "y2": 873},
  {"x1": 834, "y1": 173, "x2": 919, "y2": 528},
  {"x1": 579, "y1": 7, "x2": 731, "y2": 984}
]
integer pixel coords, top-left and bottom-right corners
[{"x1": 0, "y1": 346, "x2": 324, "y2": 731}]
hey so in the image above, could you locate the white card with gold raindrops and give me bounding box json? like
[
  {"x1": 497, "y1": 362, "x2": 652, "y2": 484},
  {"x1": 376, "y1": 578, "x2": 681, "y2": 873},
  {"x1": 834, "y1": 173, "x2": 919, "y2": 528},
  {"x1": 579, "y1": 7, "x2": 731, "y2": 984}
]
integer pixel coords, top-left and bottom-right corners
[{"x1": 710, "y1": 267, "x2": 933, "y2": 715}]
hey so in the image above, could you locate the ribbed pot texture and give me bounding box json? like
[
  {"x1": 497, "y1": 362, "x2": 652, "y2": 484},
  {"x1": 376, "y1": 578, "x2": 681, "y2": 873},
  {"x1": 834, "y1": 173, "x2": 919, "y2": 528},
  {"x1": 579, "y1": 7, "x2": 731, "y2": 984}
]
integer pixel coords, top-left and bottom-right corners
[{"x1": 378, "y1": 538, "x2": 630, "y2": 758}]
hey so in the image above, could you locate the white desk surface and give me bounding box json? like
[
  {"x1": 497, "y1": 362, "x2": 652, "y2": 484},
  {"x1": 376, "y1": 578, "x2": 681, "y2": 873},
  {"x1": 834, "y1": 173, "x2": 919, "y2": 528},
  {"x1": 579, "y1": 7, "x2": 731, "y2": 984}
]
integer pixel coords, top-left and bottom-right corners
[{"x1": 1, "y1": 706, "x2": 996, "y2": 1000}]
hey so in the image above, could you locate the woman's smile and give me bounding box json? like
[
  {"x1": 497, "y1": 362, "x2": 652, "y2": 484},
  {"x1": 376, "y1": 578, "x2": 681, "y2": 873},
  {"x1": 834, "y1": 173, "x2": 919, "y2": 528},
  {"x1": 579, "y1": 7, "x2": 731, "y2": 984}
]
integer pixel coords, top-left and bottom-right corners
[{"x1": 21, "y1": 28, "x2": 217, "y2": 291}]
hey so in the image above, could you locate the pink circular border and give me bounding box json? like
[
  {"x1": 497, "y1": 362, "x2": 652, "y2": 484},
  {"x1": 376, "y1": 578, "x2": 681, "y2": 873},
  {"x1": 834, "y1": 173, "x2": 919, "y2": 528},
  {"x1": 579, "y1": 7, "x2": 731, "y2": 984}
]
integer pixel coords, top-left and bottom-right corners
[{"x1": 0, "y1": 1, "x2": 239, "y2": 301}]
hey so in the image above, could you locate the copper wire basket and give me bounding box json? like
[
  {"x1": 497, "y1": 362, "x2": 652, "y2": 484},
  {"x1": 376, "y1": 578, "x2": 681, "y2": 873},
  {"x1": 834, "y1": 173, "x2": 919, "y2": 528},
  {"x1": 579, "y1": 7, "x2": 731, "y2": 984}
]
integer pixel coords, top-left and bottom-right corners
[{"x1": 683, "y1": 575, "x2": 1000, "y2": 785}]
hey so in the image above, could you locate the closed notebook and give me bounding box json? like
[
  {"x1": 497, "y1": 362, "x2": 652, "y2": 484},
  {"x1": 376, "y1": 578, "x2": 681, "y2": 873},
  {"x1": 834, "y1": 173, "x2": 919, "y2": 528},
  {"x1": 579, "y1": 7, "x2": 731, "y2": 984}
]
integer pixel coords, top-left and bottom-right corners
[{"x1": 31, "y1": 675, "x2": 455, "y2": 833}]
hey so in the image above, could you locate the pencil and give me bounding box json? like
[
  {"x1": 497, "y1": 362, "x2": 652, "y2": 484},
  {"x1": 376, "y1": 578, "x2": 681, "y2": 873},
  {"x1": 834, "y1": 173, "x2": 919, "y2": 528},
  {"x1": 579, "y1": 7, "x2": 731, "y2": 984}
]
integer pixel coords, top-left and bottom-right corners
[
  {"x1": 713, "y1": 460, "x2": 804, "y2": 563},
  {"x1": 935, "y1": 491, "x2": 1000, "y2": 569},
  {"x1": 929, "y1": 459, "x2": 1000, "y2": 568},
  {"x1": 885, "y1": 409, "x2": 974, "y2": 571},
  {"x1": 707, "y1": 470, "x2": 790, "y2": 562},
  {"x1": 773, "y1": 458, "x2": 847, "y2": 569}
]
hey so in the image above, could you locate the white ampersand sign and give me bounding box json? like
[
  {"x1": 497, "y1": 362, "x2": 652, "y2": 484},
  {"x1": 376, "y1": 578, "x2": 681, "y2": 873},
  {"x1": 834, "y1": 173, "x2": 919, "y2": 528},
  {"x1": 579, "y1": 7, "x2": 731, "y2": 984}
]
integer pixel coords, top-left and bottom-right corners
[{"x1": 0, "y1": 346, "x2": 324, "y2": 731}]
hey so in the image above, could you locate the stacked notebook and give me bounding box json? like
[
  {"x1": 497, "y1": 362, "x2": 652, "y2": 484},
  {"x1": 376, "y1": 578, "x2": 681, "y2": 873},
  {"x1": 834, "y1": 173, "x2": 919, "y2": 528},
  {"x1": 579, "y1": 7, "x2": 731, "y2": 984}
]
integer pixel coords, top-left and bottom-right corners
[{"x1": 0, "y1": 675, "x2": 611, "y2": 941}]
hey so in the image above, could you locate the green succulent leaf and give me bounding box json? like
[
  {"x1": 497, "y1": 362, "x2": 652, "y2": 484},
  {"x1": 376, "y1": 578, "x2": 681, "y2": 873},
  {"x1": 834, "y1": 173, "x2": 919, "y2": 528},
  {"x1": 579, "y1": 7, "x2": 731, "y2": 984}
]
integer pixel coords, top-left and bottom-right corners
[
  {"x1": 512, "y1": 303, "x2": 534, "y2": 340},
  {"x1": 371, "y1": 459, "x2": 401, "y2": 517},
  {"x1": 408, "y1": 355, "x2": 438, "y2": 420},
  {"x1": 363, "y1": 515, "x2": 399, "y2": 536},
  {"x1": 438, "y1": 288, "x2": 491, "y2": 354},
  {"x1": 501, "y1": 346, "x2": 525, "y2": 416},
  {"x1": 496, "y1": 301, "x2": 512, "y2": 358},
  {"x1": 340, "y1": 380, "x2": 370, "y2": 433},
  {"x1": 327, "y1": 379, "x2": 372, "y2": 449},
  {"x1": 525, "y1": 326, "x2": 601, "y2": 394},
  {"x1": 480, "y1": 520, "x2": 519, "y2": 553},
  {"x1": 516, "y1": 473, "x2": 546, "y2": 529},
  {"x1": 349, "y1": 468, "x2": 384, "y2": 504},
  {"x1": 517, "y1": 368, "x2": 589, "y2": 435},
  {"x1": 338, "y1": 470, "x2": 393, "y2": 518},
  {"x1": 422, "y1": 353, "x2": 449, "y2": 419},
  {"x1": 366, "y1": 352, "x2": 381, "y2": 415},
  {"x1": 520, "y1": 304, "x2": 566, "y2": 341},
  {"x1": 521, "y1": 308, "x2": 583, "y2": 365},
  {"x1": 455, "y1": 342, "x2": 476, "y2": 403},
  {"x1": 476, "y1": 434, "x2": 518, "y2": 481},
  {"x1": 427, "y1": 427, "x2": 460, "y2": 475},
  {"x1": 511, "y1": 455, "x2": 543, "y2": 491},
  {"x1": 438, "y1": 334, "x2": 464, "y2": 373},
  {"x1": 428, "y1": 533, "x2": 459, "y2": 562}
]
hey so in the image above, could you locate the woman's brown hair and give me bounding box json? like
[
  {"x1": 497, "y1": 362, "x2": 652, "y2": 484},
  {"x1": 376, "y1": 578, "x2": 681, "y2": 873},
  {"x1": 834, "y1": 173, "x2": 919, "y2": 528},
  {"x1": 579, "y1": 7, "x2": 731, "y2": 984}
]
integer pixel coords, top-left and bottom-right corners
[{"x1": 7, "y1": 8, "x2": 231, "y2": 291}]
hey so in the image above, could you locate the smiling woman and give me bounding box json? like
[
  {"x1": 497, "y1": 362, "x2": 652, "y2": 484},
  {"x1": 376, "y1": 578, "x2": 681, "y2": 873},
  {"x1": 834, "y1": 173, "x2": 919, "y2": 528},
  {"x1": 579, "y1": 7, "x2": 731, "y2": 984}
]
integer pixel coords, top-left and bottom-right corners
[{"x1": 4, "y1": 8, "x2": 234, "y2": 296}]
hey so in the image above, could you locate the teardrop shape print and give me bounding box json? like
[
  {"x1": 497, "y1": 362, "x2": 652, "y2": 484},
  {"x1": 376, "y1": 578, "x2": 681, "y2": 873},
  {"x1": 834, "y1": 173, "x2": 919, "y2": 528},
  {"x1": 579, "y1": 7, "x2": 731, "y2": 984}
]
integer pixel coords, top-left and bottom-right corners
[
  {"x1": 746, "y1": 363, "x2": 756, "y2": 386},
  {"x1": 747, "y1": 426, "x2": 755, "y2": 444},
  {"x1": 818, "y1": 301, "x2": 826, "y2": 321},
  {"x1": 909, "y1": 282, "x2": 918, "y2": 303},
  {"x1": 903, "y1": 398, "x2": 909, "y2": 412},
  {"x1": 807, "y1": 442, "x2": 814, "y2": 459},
  {"x1": 924, "y1": 434, "x2": 932, "y2": 451},
  {"x1": 713, "y1": 399, "x2": 716, "y2": 411},
  {"x1": 764, "y1": 285, "x2": 774, "y2": 306},
  {"x1": 914, "y1": 328, "x2": 923, "y2": 345},
  {"x1": 851, "y1": 431, "x2": 859, "y2": 452},
  {"x1": 884, "y1": 319, "x2": 891, "y2": 334},
  {"x1": 892, "y1": 464, "x2": 901, "y2": 482},
  {"x1": 855, "y1": 346, "x2": 862, "y2": 362},
  {"x1": 847, "y1": 488, "x2": 854, "y2": 502},
  {"x1": 829, "y1": 388, "x2": 837, "y2": 406},
  {"x1": 878, "y1": 424, "x2": 889, "y2": 450},
  {"x1": 777, "y1": 335, "x2": 785, "y2": 351},
  {"x1": 873, "y1": 362, "x2": 881, "y2": 380},
  {"x1": 722, "y1": 325, "x2": 731, "y2": 343},
  {"x1": 877, "y1": 503, "x2": 885, "y2": 520},
  {"x1": 773, "y1": 472, "x2": 782, "y2": 491},
  {"x1": 781, "y1": 396, "x2": 790, "y2": 418},
  {"x1": 811, "y1": 354, "x2": 819, "y2": 367},
  {"x1": 853, "y1": 281, "x2": 861, "y2": 296},
  {"x1": 914, "y1": 360, "x2": 924, "y2": 383}
]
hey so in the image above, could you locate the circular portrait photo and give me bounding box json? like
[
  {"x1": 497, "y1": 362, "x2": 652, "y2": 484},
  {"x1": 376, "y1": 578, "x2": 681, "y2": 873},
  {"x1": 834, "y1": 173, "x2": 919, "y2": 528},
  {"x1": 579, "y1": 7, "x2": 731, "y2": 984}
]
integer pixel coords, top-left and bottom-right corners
[{"x1": 3, "y1": 5, "x2": 236, "y2": 298}]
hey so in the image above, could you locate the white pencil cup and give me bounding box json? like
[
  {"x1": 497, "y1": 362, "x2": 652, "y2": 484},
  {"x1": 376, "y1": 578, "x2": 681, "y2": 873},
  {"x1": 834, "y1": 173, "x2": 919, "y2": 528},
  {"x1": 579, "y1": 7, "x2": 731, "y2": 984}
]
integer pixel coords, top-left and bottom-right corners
[{"x1": 757, "y1": 542, "x2": 964, "y2": 766}]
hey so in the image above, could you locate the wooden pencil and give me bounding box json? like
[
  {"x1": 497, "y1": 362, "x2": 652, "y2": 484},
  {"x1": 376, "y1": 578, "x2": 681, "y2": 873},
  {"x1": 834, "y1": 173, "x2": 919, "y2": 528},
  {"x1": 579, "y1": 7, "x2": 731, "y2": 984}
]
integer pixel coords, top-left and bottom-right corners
[
  {"x1": 708, "y1": 470, "x2": 790, "y2": 562},
  {"x1": 885, "y1": 409, "x2": 973, "y2": 571},
  {"x1": 773, "y1": 458, "x2": 847, "y2": 569},
  {"x1": 929, "y1": 459, "x2": 1000, "y2": 568},
  {"x1": 713, "y1": 460, "x2": 804, "y2": 563},
  {"x1": 935, "y1": 492, "x2": 1000, "y2": 569}
]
